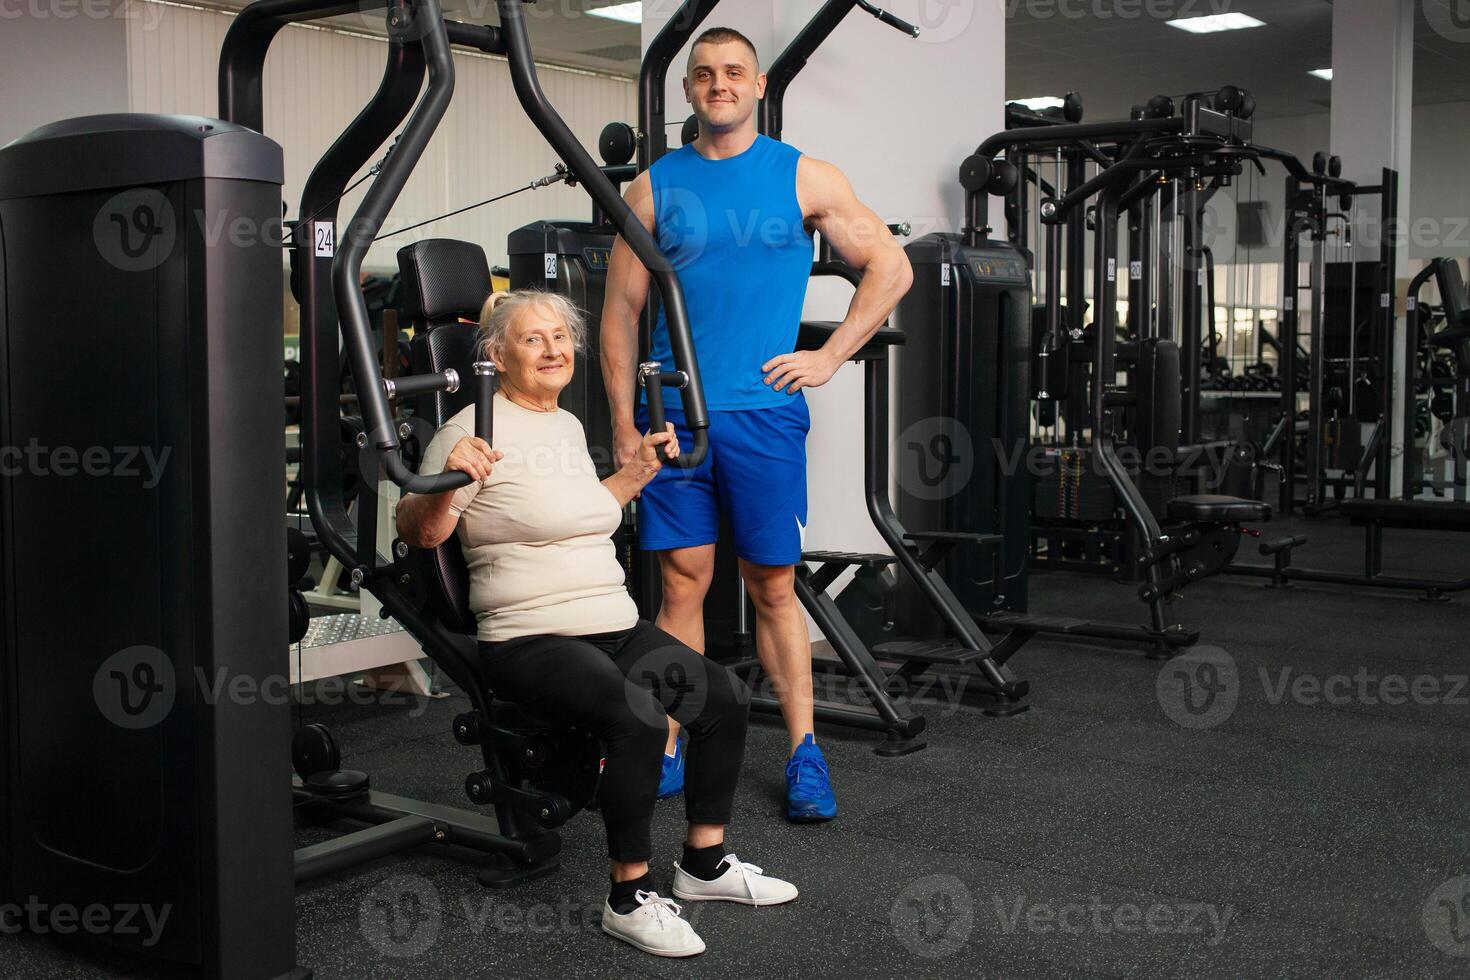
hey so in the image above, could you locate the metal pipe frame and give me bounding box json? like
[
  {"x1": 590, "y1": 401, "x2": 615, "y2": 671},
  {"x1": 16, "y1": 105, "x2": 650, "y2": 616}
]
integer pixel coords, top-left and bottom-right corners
[
  {"x1": 1127, "y1": 188, "x2": 1153, "y2": 341},
  {"x1": 219, "y1": 0, "x2": 715, "y2": 876},
  {"x1": 864, "y1": 343, "x2": 1030, "y2": 701},
  {"x1": 759, "y1": 0, "x2": 917, "y2": 140},
  {"x1": 637, "y1": 0, "x2": 721, "y2": 169},
  {"x1": 1403, "y1": 264, "x2": 1439, "y2": 497},
  {"x1": 292, "y1": 787, "x2": 558, "y2": 883},
  {"x1": 965, "y1": 118, "x2": 1186, "y2": 242},
  {"x1": 1278, "y1": 176, "x2": 1305, "y2": 514},
  {"x1": 1179, "y1": 181, "x2": 1219, "y2": 443},
  {"x1": 1374, "y1": 167, "x2": 1399, "y2": 498},
  {"x1": 498, "y1": 0, "x2": 709, "y2": 460}
]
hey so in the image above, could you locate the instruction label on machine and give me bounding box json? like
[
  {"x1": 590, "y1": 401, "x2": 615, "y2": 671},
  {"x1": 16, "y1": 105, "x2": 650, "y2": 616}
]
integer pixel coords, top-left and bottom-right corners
[
  {"x1": 941, "y1": 263, "x2": 951, "y2": 286},
  {"x1": 1408, "y1": 298, "x2": 1417, "y2": 311},
  {"x1": 1129, "y1": 260, "x2": 1141, "y2": 280},
  {"x1": 1285, "y1": 297, "x2": 1294, "y2": 311},
  {"x1": 314, "y1": 221, "x2": 335, "y2": 257},
  {"x1": 1381, "y1": 293, "x2": 1391, "y2": 308},
  {"x1": 544, "y1": 253, "x2": 557, "y2": 279},
  {"x1": 1106, "y1": 258, "x2": 1116, "y2": 282}
]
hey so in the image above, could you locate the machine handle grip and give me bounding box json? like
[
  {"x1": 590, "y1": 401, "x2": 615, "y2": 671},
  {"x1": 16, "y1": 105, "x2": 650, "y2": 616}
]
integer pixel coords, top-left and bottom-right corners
[{"x1": 857, "y1": 0, "x2": 919, "y2": 36}]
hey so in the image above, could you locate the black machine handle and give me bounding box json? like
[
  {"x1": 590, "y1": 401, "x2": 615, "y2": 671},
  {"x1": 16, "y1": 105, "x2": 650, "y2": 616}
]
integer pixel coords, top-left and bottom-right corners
[
  {"x1": 498, "y1": 0, "x2": 708, "y2": 467},
  {"x1": 474, "y1": 362, "x2": 498, "y2": 445},
  {"x1": 639, "y1": 361, "x2": 689, "y2": 452},
  {"x1": 378, "y1": 364, "x2": 498, "y2": 493},
  {"x1": 1259, "y1": 533, "x2": 1307, "y2": 557},
  {"x1": 384, "y1": 369, "x2": 459, "y2": 401},
  {"x1": 855, "y1": 0, "x2": 919, "y2": 35}
]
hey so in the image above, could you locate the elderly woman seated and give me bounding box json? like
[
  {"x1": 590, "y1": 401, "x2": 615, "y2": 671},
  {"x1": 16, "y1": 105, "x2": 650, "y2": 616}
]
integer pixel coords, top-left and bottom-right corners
[{"x1": 395, "y1": 289, "x2": 797, "y2": 958}]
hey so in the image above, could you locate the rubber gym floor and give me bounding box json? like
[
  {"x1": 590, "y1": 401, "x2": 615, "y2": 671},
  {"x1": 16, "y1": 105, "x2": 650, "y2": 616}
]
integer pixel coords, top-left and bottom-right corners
[{"x1": 9, "y1": 512, "x2": 1469, "y2": 979}]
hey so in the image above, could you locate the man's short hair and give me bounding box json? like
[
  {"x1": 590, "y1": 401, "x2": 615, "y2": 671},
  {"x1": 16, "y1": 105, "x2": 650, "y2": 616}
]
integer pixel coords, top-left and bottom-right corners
[{"x1": 689, "y1": 27, "x2": 760, "y2": 71}]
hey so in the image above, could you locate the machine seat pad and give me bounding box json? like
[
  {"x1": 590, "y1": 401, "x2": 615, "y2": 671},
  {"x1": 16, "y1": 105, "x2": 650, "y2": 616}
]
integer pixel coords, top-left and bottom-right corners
[
  {"x1": 1167, "y1": 494, "x2": 1271, "y2": 523},
  {"x1": 797, "y1": 320, "x2": 905, "y2": 358}
]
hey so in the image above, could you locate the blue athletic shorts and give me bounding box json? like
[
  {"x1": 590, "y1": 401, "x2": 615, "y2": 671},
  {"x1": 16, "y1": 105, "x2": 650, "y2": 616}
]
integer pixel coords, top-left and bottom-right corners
[{"x1": 634, "y1": 397, "x2": 810, "y2": 566}]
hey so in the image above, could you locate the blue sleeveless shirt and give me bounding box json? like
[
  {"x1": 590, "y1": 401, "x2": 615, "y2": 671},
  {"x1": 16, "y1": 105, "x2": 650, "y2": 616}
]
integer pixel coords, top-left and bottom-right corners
[{"x1": 647, "y1": 135, "x2": 813, "y2": 412}]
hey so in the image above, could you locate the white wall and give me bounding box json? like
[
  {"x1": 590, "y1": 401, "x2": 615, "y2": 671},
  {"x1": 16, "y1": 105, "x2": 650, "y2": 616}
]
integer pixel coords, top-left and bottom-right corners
[
  {"x1": 1401, "y1": 100, "x2": 1470, "y2": 262},
  {"x1": 0, "y1": 1, "x2": 132, "y2": 146},
  {"x1": 125, "y1": 0, "x2": 636, "y2": 273},
  {"x1": 782, "y1": 0, "x2": 1005, "y2": 567}
]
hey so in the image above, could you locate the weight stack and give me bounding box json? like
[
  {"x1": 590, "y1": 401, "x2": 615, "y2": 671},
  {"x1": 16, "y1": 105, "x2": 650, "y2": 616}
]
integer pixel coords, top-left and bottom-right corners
[{"x1": 0, "y1": 115, "x2": 301, "y2": 979}]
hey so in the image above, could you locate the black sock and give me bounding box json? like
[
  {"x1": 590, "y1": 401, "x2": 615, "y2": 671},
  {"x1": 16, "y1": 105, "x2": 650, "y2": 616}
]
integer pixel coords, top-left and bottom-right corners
[
  {"x1": 609, "y1": 872, "x2": 655, "y2": 914},
  {"x1": 680, "y1": 842, "x2": 729, "y2": 881}
]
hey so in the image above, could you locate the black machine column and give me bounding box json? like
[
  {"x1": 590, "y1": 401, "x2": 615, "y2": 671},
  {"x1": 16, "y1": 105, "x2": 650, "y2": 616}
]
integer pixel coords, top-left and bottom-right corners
[
  {"x1": 1375, "y1": 167, "x2": 1399, "y2": 500},
  {"x1": 0, "y1": 116, "x2": 303, "y2": 979},
  {"x1": 1279, "y1": 175, "x2": 1304, "y2": 514},
  {"x1": 895, "y1": 234, "x2": 1033, "y2": 621}
]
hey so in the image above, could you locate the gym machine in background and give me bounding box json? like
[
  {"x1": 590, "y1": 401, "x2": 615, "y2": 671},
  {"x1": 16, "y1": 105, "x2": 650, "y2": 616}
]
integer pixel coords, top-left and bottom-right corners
[
  {"x1": 1406, "y1": 259, "x2": 1470, "y2": 501},
  {"x1": 1250, "y1": 150, "x2": 1400, "y2": 515},
  {"x1": 910, "y1": 86, "x2": 1273, "y2": 657},
  {"x1": 1228, "y1": 257, "x2": 1470, "y2": 599}
]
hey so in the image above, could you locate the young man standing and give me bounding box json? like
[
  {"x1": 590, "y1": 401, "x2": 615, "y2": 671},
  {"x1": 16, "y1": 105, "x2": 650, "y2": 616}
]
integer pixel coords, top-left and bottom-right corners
[{"x1": 601, "y1": 27, "x2": 912, "y2": 822}]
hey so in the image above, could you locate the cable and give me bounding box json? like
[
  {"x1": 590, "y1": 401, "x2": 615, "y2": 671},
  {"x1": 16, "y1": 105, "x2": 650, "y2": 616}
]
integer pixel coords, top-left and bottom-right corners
[
  {"x1": 298, "y1": 136, "x2": 400, "y2": 231},
  {"x1": 374, "y1": 164, "x2": 573, "y2": 241}
]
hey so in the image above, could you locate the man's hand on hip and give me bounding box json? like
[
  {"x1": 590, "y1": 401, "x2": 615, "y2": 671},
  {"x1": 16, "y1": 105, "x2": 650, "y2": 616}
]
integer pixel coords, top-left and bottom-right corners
[{"x1": 762, "y1": 349, "x2": 840, "y2": 394}]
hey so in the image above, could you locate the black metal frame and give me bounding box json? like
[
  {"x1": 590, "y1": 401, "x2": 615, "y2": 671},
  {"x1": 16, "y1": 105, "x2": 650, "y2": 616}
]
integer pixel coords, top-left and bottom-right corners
[
  {"x1": 1403, "y1": 260, "x2": 1470, "y2": 500},
  {"x1": 221, "y1": 0, "x2": 711, "y2": 886},
  {"x1": 1265, "y1": 159, "x2": 1398, "y2": 515},
  {"x1": 1226, "y1": 259, "x2": 1470, "y2": 600},
  {"x1": 638, "y1": 0, "x2": 722, "y2": 170},
  {"x1": 970, "y1": 96, "x2": 1266, "y2": 655}
]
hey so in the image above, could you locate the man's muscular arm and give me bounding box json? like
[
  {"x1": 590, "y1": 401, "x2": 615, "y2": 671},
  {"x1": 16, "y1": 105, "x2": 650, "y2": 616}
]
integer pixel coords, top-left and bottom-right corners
[
  {"x1": 762, "y1": 157, "x2": 914, "y2": 394},
  {"x1": 601, "y1": 170, "x2": 657, "y2": 468}
]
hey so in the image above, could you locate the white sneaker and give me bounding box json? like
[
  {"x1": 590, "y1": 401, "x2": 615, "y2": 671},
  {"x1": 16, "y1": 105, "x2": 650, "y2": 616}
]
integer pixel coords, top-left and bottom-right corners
[
  {"x1": 601, "y1": 890, "x2": 706, "y2": 957},
  {"x1": 672, "y1": 854, "x2": 799, "y2": 906}
]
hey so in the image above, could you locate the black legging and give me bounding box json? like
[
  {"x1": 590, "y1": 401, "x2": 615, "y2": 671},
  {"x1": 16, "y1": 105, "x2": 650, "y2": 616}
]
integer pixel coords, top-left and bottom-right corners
[{"x1": 478, "y1": 620, "x2": 750, "y2": 863}]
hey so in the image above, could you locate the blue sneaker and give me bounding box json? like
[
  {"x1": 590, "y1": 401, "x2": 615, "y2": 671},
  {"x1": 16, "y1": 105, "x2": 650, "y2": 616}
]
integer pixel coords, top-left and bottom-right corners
[
  {"x1": 785, "y1": 734, "x2": 837, "y2": 822},
  {"x1": 658, "y1": 739, "x2": 685, "y2": 799}
]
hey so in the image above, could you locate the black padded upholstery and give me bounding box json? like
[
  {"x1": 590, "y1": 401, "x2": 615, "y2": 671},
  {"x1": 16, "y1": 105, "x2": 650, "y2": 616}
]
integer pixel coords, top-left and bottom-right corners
[
  {"x1": 1134, "y1": 339, "x2": 1182, "y2": 455},
  {"x1": 407, "y1": 320, "x2": 479, "y2": 636},
  {"x1": 409, "y1": 322, "x2": 480, "y2": 428},
  {"x1": 396, "y1": 239, "x2": 491, "y2": 638},
  {"x1": 1167, "y1": 494, "x2": 1271, "y2": 523},
  {"x1": 489, "y1": 700, "x2": 561, "y2": 732},
  {"x1": 798, "y1": 319, "x2": 905, "y2": 360},
  {"x1": 1340, "y1": 499, "x2": 1470, "y2": 531},
  {"x1": 397, "y1": 238, "x2": 493, "y2": 323}
]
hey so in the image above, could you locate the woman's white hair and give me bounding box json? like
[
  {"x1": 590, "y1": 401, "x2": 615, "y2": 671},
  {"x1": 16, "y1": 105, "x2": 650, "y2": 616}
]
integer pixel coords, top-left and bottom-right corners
[{"x1": 476, "y1": 289, "x2": 587, "y2": 361}]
